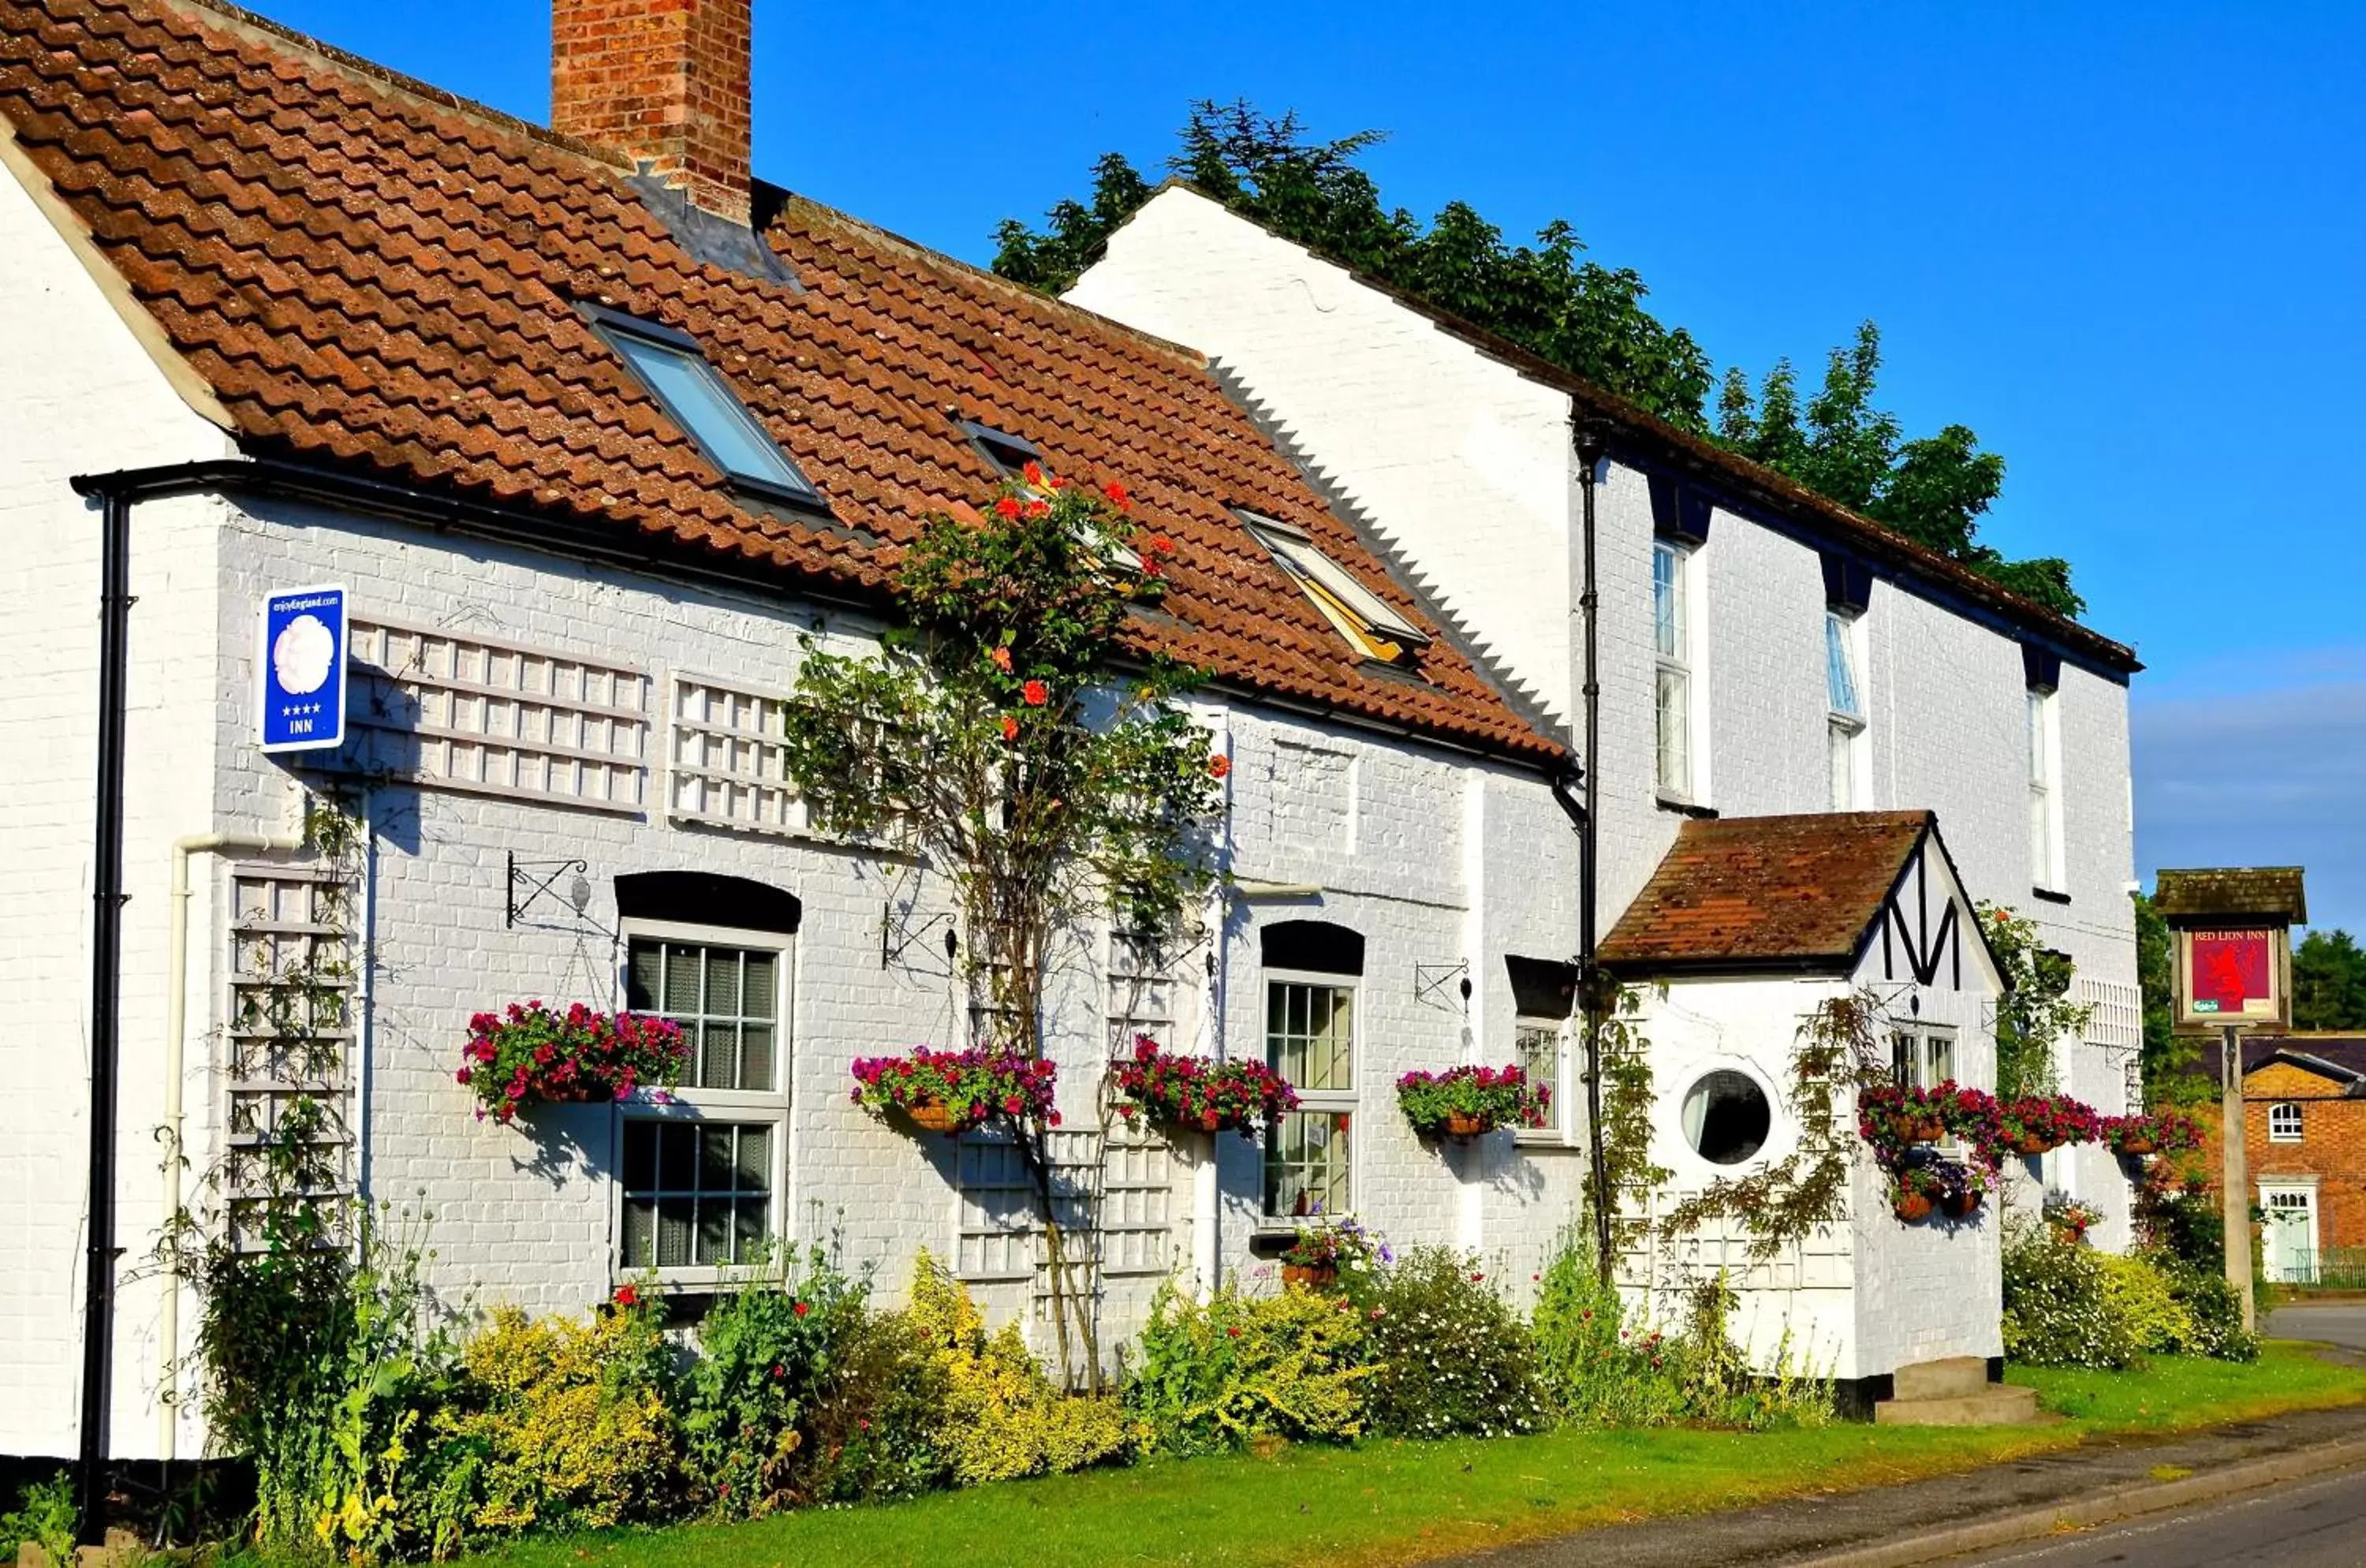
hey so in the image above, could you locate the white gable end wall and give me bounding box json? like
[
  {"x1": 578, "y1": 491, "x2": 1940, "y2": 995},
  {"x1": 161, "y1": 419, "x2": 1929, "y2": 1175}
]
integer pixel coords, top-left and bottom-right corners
[
  {"x1": 0, "y1": 147, "x2": 237, "y2": 1460},
  {"x1": 1068, "y1": 187, "x2": 1577, "y2": 726}
]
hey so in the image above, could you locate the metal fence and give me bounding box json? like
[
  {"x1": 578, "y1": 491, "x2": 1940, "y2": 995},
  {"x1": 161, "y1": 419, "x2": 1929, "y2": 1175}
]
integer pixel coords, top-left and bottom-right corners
[{"x1": 2275, "y1": 1248, "x2": 2366, "y2": 1290}]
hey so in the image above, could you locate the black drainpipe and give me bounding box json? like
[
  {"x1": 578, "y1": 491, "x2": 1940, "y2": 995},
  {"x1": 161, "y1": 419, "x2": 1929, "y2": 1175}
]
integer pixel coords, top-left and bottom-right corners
[
  {"x1": 1573, "y1": 420, "x2": 1614, "y2": 1287},
  {"x1": 73, "y1": 481, "x2": 135, "y2": 1543}
]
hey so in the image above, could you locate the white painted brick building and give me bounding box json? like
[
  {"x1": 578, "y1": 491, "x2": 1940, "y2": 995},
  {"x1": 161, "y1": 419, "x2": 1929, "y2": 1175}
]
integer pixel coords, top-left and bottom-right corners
[{"x1": 1072, "y1": 185, "x2": 2149, "y2": 1336}]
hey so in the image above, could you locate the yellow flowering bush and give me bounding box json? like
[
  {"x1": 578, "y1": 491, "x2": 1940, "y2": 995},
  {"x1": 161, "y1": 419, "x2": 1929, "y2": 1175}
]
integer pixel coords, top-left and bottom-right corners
[
  {"x1": 2095, "y1": 1251, "x2": 2200, "y2": 1356},
  {"x1": 1125, "y1": 1277, "x2": 1376, "y2": 1455},
  {"x1": 438, "y1": 1297, "x2": 680, "y2": 1533},
  {"x1": 903, "y1": 1253, "x2": 1135, "y2": 1484}
]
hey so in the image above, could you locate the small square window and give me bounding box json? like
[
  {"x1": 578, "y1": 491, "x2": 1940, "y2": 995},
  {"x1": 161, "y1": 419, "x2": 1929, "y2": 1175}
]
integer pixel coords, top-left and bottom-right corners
[
  {"x1": 589, "y1": 307, "x2": 821, "y2": 505},
  {"x1": 2270, "y1": 1103, "x2": 2304, "y2": 1143}
]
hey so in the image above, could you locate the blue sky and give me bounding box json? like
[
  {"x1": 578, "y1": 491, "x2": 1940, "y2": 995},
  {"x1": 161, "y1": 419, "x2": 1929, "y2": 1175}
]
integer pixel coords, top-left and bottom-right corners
[{"x1": 261, "y1": 1, "x2": 2366, "y2": 927}]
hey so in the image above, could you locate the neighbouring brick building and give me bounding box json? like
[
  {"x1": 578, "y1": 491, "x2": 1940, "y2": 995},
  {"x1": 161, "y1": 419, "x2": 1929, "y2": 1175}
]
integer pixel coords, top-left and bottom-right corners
[{"x1": 2243, "y1": 1035, "x2": 2366, "y2": 1280}]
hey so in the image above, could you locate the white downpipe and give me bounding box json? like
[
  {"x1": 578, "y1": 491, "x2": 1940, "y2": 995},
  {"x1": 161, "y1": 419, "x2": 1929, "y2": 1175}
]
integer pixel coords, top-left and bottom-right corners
[{"x1": 160, "y1": 828, "x2": 301, "y2": 1460}]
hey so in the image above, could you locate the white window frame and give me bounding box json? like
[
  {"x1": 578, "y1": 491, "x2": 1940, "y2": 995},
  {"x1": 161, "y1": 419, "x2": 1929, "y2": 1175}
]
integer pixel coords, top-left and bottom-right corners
[
  {"x1": 2028, "y1": 685, "x2": 2066, "y2": 892},
  {"x1": 1889, "y1": 1026, "x2": 1959, "y2": 1093},
  {"x1": 1106, "y1": 926, "x2": 1177, "y2": 1058},
  {"x1": 614, "y1": 916, "x2": 793, "y2": 1286},
  {"x1": 1241, "y1": 511, "x2": 1430, "y2": 666},
  {"x1": 1653, "y1": 539, "x2": 1703, "y2": 803},
  {"x1": 1826, "y1": 607, "x2": 1868, "y2": 811},
  {"x1": 1262, "y1": 967, "x2": 1358, "y2": 1221},
  {"x1": 2270, "y1": 1102, "x2": 2304, "y2": 1143},
  {"x1": 1513, "y1": 1014, "x2": 1573, "y2": 1146}
]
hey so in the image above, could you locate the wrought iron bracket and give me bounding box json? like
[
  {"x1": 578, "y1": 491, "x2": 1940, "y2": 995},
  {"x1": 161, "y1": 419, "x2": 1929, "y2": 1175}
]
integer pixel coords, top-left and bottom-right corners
[
  {"x1": 507, "y1": 852, "x2": 589, "y2": 928},
  {"x1": 1415, "y1": 960, "x2": 1472, "y2": 1010}
]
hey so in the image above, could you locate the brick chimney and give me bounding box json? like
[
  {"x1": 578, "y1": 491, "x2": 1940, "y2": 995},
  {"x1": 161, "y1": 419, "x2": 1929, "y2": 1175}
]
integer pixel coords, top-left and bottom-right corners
[{"x1": 553, "y1": 0, "x2": 754, "y2": 227}]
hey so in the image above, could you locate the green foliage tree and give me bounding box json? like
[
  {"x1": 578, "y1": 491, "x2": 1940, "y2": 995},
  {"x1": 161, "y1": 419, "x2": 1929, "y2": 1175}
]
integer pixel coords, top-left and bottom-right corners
[
  {"x1": 2292, "y1": 928, "x2": 2366, "y2": 1031},
  {"x1": 1979, "y1": 902, "x2": 2097, "y2": 1099},
  {"x1": 2133, "y1": 891, "x2": 2211, "y2": 1107},
  {"x1": 996, "y1": 99, "x2": 2081, "y2": 619}
]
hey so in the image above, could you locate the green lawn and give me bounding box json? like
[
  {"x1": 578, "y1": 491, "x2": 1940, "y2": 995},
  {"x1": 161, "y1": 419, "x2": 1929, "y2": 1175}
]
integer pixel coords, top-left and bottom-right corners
[{"x1": 458, "y1": 1343, "x2": 2366, "y2": 1568}]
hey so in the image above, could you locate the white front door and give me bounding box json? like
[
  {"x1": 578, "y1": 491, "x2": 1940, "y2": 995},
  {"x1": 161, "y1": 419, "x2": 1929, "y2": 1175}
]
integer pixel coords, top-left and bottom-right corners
[{"x1": 2262, "y1": 1187, "x2": 2319, "y2": 1282}]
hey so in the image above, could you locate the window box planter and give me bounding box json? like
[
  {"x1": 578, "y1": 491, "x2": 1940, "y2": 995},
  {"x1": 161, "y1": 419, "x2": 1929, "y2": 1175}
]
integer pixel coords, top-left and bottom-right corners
[
  {"x1": 1109, "y1": 1034, "x2": 1297, "y2": 1141},
  {"x1": 459, "y1": 1002, "x2": 689, "y2": 1125},
  {"x1": 1396, "y1": 1064, "x2": 1550, "y2": 1142},
  {"x1": 851, "y1": 1046, "x2": 1059, "y2": 1137}
]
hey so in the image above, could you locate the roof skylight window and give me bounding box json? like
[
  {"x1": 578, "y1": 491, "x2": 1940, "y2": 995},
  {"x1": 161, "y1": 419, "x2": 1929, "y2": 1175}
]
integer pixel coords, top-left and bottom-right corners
[
  {"x1": 960, "y1": 418, "x2": 1141, "y2": 572},
  {"x1": 587, "y1": 305, "x2": 822, "y2": 506},
  {"x1": 1237, "y1": 510, "x2": 1430, "y2": 666}
]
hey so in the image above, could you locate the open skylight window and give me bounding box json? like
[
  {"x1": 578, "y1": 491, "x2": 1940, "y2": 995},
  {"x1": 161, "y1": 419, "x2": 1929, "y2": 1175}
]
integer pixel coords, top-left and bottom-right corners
[
  {"x1": 958, "y1": 418, "x2": 1141, "y2": 572},
  {"x1": 1236, "y1": 510, "x2": 1430, "y2": 666},
  {"x1": 587, "y1": 304, "x2": 823, "y2": 506}
]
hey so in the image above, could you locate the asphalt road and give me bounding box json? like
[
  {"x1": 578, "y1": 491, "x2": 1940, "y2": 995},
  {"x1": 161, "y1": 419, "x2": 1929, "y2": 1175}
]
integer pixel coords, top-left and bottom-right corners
[
  {"x1": 1937, "y1": 1462, "x2": 2366, "y2": 1566},
  {"x1": 2267, "y1": 1303, "x2": 2366, "y2": 1351}
]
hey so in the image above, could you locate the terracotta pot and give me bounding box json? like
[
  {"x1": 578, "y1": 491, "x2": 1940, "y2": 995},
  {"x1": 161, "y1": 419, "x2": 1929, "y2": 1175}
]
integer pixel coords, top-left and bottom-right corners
[
  {"x1": 1443, "y1": 1111, "x2": 1488, "y2": 1139},
  {"x1": 904, "y1": 1100, "x2": 959, "y2": 1134},
  {"x1": 1894, "y1": 1193, "x2": 1935, "y2": 1223},
  {"x1": 1940, "y1": 1188, "x2": 1983, "y2": 1219},
  {"x1": 1282, "y1": 1264, "x2": 1338, "y2": 1291}
]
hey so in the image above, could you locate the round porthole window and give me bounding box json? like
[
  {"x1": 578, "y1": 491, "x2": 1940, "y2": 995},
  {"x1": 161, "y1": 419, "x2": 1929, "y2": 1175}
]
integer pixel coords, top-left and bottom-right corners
[{"x1": 1681, "y1": 1070, "x2": 1772, "y2": 1166}]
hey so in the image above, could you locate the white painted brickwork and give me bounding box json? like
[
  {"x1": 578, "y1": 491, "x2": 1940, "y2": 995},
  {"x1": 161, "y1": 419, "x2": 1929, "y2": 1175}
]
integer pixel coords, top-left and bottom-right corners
[
  {"x1": 1073, "y1": 184, "x2": 2142, "y2": 1358},
  {"x1": 0, "y1": 153, "x2": 237, "y2": 1460}
]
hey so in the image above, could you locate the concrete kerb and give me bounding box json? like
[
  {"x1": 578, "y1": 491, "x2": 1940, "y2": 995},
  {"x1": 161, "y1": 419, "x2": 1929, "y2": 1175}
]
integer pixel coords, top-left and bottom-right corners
[{"x1": 1785, "y1": 1432, "x2": 2366, "y2": 1568}]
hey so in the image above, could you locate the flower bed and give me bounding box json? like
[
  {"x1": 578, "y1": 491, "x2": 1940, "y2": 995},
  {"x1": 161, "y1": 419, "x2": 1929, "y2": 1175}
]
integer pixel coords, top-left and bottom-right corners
[
  {"x1": 1395, "y1": 1064, "x2": 1551, "y2": 1140},
  {"x1": 1110, "y1": 1034, "x2": 1297, "y2": 1137},
  {"x1": 850, "y1": 1047, "x2": 1058, "y2": 1135},
  {"x1": 460, "y1": 1002, "x2": 689, "y2": 1124}
]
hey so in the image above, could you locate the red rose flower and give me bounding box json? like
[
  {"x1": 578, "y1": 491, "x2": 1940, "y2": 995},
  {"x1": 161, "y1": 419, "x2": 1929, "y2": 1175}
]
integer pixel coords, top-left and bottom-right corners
[
  {"x1": 1208, "y1": 754, "x2": 1232, "y2": 780},
  {"x1": 1022, "y1": 680, "x2": 1049, "y2": 707},
  {"x1": 1022, "y1": 460, "x2": 1045, "y2": 487},
  {"x1": 1024, "y1": 499, "x2": 1050, "y2": 519},
  {"x1": 993, "y1": 497, "x2": 1023, "y2": 520},
  {"x1": 990, "y1": 645, "x2": 1013, "y2": 672},
  {"x1": 1104, "y1": 481, "x2": 1131, "y2": 508},
  {"x1": 613, "y1": 1285, "x2": 638, "y2": 1308},
  {"x1": 1001, "y1": 714, "x2": 1020, "y2": 741},
  {"x1": 793, "y1": 1300, "x2": 810, "y2": 1317},
  {"x1": 1149, "y1": 534, "x2": 1174, "y2": 554}
]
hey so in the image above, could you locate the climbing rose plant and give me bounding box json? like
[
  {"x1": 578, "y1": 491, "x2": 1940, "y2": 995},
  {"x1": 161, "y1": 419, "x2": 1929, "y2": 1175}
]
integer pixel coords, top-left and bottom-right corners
[
  {"x1": 459, "y1": 1002, "x2": 688, "y2": 1123},
  {"x1": 778, "y1": 467, "x2": 1224, "y2": 1391}
]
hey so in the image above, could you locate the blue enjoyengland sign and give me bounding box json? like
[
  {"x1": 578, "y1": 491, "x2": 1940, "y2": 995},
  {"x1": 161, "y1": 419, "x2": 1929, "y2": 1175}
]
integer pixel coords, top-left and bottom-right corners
[{"x1": 258, "y1": 584, "x2": 348, "y2": 753}]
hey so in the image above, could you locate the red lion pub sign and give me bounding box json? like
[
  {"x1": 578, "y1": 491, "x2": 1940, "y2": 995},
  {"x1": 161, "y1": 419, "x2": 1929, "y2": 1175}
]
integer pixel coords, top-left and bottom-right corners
[{"x1": 2154, "y1": 868, "x2": 2304, "y2": 1033}]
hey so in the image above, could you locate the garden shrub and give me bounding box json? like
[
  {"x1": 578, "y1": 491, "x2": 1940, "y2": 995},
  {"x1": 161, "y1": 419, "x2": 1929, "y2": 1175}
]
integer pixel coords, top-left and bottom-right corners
[
  {"x1": 906, "y1": 1253, "x2": 1134, "y2": 1484},
  {"x1": 438, "y1": 1294, "x2": 679, "y2": 1535},
  {"x1": 793, "y1": 1303, "x2": 954, "y2": 1503},
  {"x1": 2002, "y1": 1223, "x2": 2140, "y2": 1368},
  {"x1": 2095, "y1": 1251, "x2": 2196, "y2": 1356},
  {"x1": 681, "y1": 1245, "x2": 872, "y2": 1516},
  {"x1": 2, "y1": 1471, "x2": 77, "y2": 1566},
  {"x1": 2154, "y1": 1253, "x2": 2259, "y2": 1363},
  {"x1": 1350, "y1": 1247, "x2": 1549, "y2": 1439},
  {"x1": 1532, "y1": 1235, "x2": 1827, "y2": 1429},
  {"x1": 1125, "y1": 1276, "x2": 1375, "y2": 1455}
]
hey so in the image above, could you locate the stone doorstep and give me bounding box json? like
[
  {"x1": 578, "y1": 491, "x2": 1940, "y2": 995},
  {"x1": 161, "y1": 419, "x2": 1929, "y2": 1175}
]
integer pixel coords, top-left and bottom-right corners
[
  {"x1": 1873, "y1": 1383, "x2": 2046, "y2": 1427},
  {"x1": 1890, "y1": 1356, "x2": 1991, "y2": 1402}
]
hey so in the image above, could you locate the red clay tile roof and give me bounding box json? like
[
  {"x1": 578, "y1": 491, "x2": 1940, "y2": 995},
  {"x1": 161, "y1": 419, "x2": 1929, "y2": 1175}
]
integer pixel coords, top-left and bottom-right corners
[
  {"x1": 1599, "y1": 811, "x2": 1935, "y2": 974},
  {"x1": 0, "y1": 0, "x2": 1559, "y2": 763}
]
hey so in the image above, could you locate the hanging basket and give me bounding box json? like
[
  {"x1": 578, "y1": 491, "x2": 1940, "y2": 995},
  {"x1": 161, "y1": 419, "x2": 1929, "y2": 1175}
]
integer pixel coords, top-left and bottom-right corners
[
  {"x1": 1894, "y1": 1193, "x2": 1935, "y2": 1223},
  {"x1": 1940, "y1": 1188, "x2": 1983, "y2": 1220},
  {"x1": 1282, "y1": 1264, "x2": 1338, "y2": 1291},
  {"x1": 2012, "y1": 1134, "x2": 2059, "y2": 1156},
  {"x1": 2115, "y1": 1134, "x2": 2159, "y2": 1158},
  {"x1": 903, "y1": 1100, "x2": 960, "y2": 1135},
  {"x1": 1443, "y1": 1111, "x2": 1489, "y2": 1139}
]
